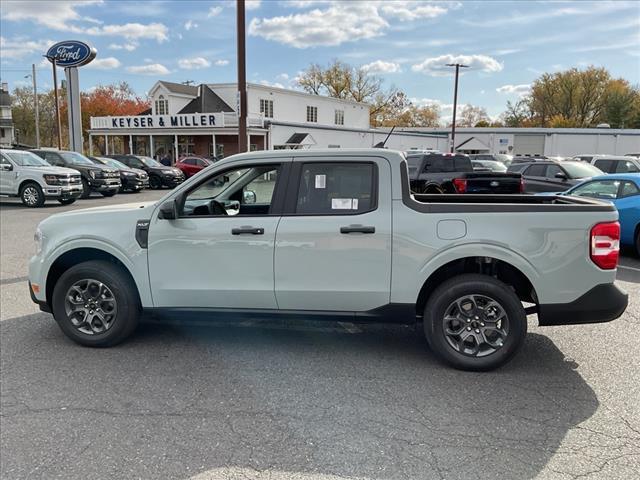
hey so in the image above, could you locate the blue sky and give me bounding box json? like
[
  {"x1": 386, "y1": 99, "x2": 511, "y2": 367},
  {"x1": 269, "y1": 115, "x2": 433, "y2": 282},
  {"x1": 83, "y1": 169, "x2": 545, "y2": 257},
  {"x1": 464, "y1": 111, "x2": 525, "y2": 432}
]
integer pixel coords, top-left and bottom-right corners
[{"x1": 1, "y1": 0, "x2": 639, "y2": 120}]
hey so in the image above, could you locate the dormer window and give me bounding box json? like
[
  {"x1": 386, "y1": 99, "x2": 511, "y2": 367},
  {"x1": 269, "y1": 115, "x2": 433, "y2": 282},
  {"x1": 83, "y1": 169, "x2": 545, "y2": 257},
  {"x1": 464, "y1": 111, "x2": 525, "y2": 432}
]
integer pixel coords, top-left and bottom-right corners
[{"x1": 155, "y1": 95, "x2": 168, "y2": 115}]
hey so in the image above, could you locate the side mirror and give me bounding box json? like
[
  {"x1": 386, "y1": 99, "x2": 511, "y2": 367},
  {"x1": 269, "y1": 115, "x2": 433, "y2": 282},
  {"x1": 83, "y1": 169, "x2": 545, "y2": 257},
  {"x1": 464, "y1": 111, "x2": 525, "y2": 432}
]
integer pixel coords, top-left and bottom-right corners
[
  {"x1": 243, "y1": 189, "x2": 257, "y2": 204},
  {"x1": 158, "y1": 199, "x2": 178, "y2": 220},
  {"x1": 0, "y1": 163, "x2": 13, "y2": 171},
  {"x1": 555, "y1": 172, "x2": 567, "y2": 180}
]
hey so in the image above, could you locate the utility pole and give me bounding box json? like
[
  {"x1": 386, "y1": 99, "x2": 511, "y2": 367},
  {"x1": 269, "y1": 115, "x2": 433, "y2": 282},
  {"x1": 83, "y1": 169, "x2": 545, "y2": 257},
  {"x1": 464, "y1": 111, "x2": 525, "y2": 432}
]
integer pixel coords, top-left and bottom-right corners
[
  {"x1": 236, "y1": 0, "x2": 248, "y2": 153},
  {"x1": 47, "y1": 56, "x2": 63, "y2": 150},
  {"x1": 32, "y1": 64, "x2": 40, "y2": 148},
  {"x1": 445, "y1": 63, "x2": 468, "y2": 153}
]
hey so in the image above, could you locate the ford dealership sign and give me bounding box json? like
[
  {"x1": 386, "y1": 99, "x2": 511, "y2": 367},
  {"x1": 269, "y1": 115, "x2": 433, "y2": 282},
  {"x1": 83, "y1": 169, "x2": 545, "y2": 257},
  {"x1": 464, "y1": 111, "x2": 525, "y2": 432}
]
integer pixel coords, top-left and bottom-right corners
[{"x1": 46, "y1": 41, "x2": 96, "y2": 67}]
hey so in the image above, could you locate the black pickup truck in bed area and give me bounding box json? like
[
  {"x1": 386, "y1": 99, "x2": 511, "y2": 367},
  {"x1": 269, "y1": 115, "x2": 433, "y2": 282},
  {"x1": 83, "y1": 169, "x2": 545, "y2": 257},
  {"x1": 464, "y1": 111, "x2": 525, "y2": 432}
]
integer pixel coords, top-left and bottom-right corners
[{"x1": 407, "y1": 153, "x2": 523, "y2": 194}]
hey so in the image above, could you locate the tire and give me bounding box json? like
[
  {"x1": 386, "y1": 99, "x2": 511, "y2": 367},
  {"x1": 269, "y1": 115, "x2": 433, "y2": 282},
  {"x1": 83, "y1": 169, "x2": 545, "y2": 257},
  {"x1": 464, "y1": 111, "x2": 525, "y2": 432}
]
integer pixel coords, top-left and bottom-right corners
[
  {"x1": 101, "y1": 190, "x2": 117, "y2": 197},
  {"x1": 81, "y1": 178, "x2": 91, "y2": 199},
  {"x1": 635, "y1": 226, "x2": 640, "y2": 257},
  {"x1": 20, "y1": 182, "x2": 45, "y2": 207},
  {"x1": 149, "y1": 175, "x2": 162, "y2": 189},
  {"x1": 51, "y1": 260, "x2": 140, "y2": 347},
  {"x1": 58, "y1": 198, "x2": 76, "y2": 205},
  {"x1": 423, "y1": 273, "x2": 527, "y2": 371}
]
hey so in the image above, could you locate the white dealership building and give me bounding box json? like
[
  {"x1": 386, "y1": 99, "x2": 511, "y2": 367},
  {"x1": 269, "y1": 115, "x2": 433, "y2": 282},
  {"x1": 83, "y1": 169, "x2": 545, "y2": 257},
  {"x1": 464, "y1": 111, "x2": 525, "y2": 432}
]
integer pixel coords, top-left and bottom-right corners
[{"x1": 88, "y1": 81, "x2": 640, "y2": 159}]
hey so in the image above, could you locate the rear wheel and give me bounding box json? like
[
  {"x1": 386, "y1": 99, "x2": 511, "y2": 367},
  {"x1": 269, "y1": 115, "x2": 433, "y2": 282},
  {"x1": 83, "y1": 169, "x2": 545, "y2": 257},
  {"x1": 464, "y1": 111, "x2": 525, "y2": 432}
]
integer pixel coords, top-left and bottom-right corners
[
  {"x1": 149, "y1": 175, "x2": 162, "y2": 189},
  {"x1": 20, "y1": 182, "x2": 45, "y2": 207},
  {"x1": 423, "y1": 274, "x2": 527, "y2": 371},
  {"x1": 635, "y1": 227, "x2": 640, "y2": 257},
  {"x1": 58, "y1": 198, "x2": 76, "y2": 205},
  {"x1": 51, "y1": 260, "x2": 140, "y2": 347}
]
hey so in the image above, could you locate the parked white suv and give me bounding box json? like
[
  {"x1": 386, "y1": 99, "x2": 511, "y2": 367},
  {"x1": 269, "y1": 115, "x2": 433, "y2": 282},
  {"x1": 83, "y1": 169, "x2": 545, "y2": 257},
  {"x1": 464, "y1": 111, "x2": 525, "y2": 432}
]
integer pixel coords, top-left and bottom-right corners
[
  {"x1": 572, "y1": 154, "x2": 640, "y2": 174},
  {"x1": 0, "y1": 149, "x2": 83, "y2": 207}
]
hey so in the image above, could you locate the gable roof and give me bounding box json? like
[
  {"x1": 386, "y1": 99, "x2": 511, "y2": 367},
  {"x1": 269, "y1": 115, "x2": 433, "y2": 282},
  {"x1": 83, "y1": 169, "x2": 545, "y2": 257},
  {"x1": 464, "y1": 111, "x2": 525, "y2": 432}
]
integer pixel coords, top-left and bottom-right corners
[
  {"x1": 178, "y1": 84, "x2": 234, "y2": 114},
  {"x1": 157, "y1": 80, "x2": 198, "y2": 96},
  {"x1": 456, "y1": 136, "x2": 490, "y2": 151}
]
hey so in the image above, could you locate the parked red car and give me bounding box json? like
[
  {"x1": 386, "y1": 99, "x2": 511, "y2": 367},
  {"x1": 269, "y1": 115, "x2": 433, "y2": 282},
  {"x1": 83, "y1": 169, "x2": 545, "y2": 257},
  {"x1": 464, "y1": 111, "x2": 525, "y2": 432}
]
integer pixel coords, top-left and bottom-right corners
[{"x1": 175, "y1": 156, "x2": 212, "y2": 177}]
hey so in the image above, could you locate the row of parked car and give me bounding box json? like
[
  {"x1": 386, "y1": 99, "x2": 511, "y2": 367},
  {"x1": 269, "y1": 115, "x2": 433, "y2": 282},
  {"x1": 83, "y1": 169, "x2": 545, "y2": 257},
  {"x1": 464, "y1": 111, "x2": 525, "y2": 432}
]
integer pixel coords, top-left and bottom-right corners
[
  {"x1": 405, "y1": 151, "x2": 639, "y2": 254},
  {"x1": 0, "y1": 148, "x2": 216, "y2": 208}
]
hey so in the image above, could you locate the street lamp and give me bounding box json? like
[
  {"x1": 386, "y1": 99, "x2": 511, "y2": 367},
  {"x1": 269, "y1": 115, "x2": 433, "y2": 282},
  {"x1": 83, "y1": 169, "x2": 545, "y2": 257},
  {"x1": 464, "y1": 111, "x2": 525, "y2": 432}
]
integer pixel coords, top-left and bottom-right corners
[
  {"x1": 23, "y1": 63, "x2": 40, "y2": 148},
  {"x1": 445, "y1": 63, "x2": 469, "y2": 153}
]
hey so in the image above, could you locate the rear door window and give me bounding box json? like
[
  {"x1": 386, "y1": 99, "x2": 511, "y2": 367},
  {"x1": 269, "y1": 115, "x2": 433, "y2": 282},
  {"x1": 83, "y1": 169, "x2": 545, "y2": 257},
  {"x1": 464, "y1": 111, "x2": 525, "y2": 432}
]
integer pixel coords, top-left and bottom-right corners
[
  {"x1": 593, "y1": 159, "x2": 614, "y2": 173},
  {"x1": 525, "y1": 164, "x2": 547, "y2": 177},
  {"x1": 615, "y1": 160, "x2": 640, "y2": 173},
  {"x1": 296, "y1": 162, "x2": 376, "y2": 215}
]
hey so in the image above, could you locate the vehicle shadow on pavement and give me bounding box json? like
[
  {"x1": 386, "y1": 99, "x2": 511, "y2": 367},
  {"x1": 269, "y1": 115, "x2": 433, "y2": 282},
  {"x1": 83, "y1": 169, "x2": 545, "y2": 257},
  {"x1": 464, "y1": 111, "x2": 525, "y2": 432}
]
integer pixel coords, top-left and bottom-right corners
[{"x1": 1, "y1": 314, "x2": 598, "y2": 480}]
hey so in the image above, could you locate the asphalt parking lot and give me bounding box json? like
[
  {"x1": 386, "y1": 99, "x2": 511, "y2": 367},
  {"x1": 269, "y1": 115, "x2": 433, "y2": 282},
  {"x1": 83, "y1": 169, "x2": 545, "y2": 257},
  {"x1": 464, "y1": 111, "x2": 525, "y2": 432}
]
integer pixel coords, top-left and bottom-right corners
[{"x1": 1, "y1": 191, "x2": 639, "y2": 480}]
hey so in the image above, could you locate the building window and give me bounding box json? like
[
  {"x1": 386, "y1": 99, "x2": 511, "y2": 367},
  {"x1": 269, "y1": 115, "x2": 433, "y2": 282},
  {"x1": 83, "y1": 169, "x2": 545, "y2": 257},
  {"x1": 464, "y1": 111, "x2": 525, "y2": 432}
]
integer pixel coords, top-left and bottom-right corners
[
  {"x1": 155, "y1": 95, "x2": 168, "y2": 115},
  {"x1": 306, "y1": 106, "x2": 318, "y2": 123},
  {"x1": 334, "y1": 109, "x2": 344, "y2": 125},
  {"x1": 260, "y1": 99, "x2": 273, "y2": 118}
]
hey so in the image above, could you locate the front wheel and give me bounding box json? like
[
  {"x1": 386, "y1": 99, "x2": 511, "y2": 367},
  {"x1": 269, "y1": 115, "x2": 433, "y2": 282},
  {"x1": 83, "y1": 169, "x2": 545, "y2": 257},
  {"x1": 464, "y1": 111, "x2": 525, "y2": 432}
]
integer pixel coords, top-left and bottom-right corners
[
  {"x1": 51, "y1": 260, "x2": 140, "y2": 347},
  {"x1": 423, "y1": 273, "x2": 527, "y2": 371},
  {"x1": 20, "y1": 182, "x2": 45, "y2": 207},
  {"x1": 149, "y1": 175, "x2": 162, "y2": 189},
  {"x1": 635, "y1": 227, "x2": 640, "y2": 257},
  {"x1": 81, "y1": 178, "x2": 91, "y2": 199},
  {"x1": 58, "y1": 198, "x2": 76, "y2": 205}
]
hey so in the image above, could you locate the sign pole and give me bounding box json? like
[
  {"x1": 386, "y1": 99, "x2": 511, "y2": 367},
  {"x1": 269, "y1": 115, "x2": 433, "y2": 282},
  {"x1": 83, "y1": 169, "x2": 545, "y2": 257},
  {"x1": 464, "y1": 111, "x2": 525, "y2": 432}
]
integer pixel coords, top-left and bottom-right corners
[
  {"x1": 32, "y1": 64, "x2": 41, "y2": 148},
  {"x1": 65, "y1": 67, "x2": 83, "y2": 152},
  {"x1": 52, "y1": 58, "x2": 63, "y2": 150},
  {"x1": 236, "y1": 0, "x2": 248, "y2": 153}
]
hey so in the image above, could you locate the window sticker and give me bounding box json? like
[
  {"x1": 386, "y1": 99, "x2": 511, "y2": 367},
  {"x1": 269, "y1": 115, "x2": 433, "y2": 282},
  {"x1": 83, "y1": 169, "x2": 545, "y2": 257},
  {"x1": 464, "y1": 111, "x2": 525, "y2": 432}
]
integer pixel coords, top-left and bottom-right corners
[
  {"x1": 315, "y1": 174, "x2": 326, "y2": 189},
  {"x1": 331, "y1": 198, "x2": 353, "y2": 209}
]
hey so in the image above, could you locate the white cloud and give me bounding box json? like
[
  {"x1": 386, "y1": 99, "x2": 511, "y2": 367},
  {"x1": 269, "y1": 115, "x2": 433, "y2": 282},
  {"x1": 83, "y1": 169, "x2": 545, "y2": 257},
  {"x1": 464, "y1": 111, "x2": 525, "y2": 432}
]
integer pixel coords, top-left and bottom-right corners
[
  {"x1": 259, "y1": 80, "x2": 286, "y2": 89},
  {"x1": 85, "y1": 57, "x2": 121, "y2": 69},
  {"x1": 246, "y1": 0, "x2": 262, "y2": 10},
  {"x1": 493, "y1": 48, "x2": 521, "y2": 56},
  {"x1": 178, "y1": 57, "x2": 211, "y2": 69},
  {"x1": 496, "y1": 84, "x2": 531, "y2": 97},
  {"x1": 0, "y1": 36, "x2": 54, "y2": 59},
  {"x1": 214, "y1": 59, "x2": 230, "y2": 66},
  {"x1": 412, "y1": 54, "x2": 503, "y2": 76},
  {"x1": 126, "y1": 63, "x2": 170, "y2": 75},
  {"x1": 2, "y1": 1, "x2": 168, "y2": 42},
  {"x1": 208, "y1": 6, "x2": 223, "y2": 17},
  {"x1": 249, "y1": 3, "x2": 388, "y2": 48},
  {"x1": 108, "y1": 42, "x2": 137, "y2": 51},
  {"x1": 184, "y1": 20, "x2": 198, "y2": 30},
  {"x1": 379, "y1": 2, "x2": 447, "y2": 21},
  {"x1": 1, "y1": 0, "x2": 102, "y2": 30},
  {"x1": 361, "y1": 60, "x2": 401, "y2": 74},
  {"x1": 276, "y1": 73, "x2": 289, "y2": 81},
  {"x1": 86, "y1": 23, "x2": 169, "y2": 42}
]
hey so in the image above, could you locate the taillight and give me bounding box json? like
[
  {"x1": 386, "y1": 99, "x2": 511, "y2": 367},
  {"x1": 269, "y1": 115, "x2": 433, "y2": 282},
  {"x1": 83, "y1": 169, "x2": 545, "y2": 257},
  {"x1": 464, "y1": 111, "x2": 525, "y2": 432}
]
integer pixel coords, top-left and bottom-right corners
[
  {"x1": 453, "y1": 178, "x2": 467, "y2": 193},
  {"x1": 590, "y1": 222, "x2": 620, "y2": 270},
  {"x1": 519, "y1": 176, "x2": 525, "y2": 193}
]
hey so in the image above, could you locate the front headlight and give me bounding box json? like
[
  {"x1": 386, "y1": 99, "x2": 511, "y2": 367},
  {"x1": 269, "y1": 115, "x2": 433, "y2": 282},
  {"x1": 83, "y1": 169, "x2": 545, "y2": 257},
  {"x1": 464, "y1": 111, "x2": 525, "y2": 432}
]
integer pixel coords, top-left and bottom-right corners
[
  {"x1": 34, "y1": 228, "x2": 44, "y2": 255},
  {"x1": 163, "y1": 170, "x2": 175, "y2": 176},
  {"x1": 122, "y1": 171, "x2": 135, "y2": 177},
  {"x1": 43, "y1": 175, "x2": 61, "y2": 185}
]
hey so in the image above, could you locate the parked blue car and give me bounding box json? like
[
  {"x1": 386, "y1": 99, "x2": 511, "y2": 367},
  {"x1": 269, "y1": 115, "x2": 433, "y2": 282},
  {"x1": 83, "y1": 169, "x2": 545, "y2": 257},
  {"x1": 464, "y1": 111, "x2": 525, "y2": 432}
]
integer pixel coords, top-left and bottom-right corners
[{"x1": 539, "y1": 174, "x2": 640, "y2": 255}]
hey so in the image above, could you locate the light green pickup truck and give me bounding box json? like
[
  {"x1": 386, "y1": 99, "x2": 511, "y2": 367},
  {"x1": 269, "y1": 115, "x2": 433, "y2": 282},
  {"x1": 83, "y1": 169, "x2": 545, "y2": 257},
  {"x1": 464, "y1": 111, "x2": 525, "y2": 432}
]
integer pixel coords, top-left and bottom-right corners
[{"x1": 29, "y1": 149, "x2": 628, "y2": 370}]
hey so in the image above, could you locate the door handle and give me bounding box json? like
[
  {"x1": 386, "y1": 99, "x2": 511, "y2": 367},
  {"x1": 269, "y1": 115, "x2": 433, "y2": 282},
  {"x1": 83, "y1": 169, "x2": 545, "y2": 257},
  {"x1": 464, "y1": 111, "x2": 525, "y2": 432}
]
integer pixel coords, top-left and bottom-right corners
[
  {"x1": 340, "y1": 225, "x2": 375, "y2": 234},
  {"x1": 231, "y1": 226, "x2": 264, "y2": 235}
]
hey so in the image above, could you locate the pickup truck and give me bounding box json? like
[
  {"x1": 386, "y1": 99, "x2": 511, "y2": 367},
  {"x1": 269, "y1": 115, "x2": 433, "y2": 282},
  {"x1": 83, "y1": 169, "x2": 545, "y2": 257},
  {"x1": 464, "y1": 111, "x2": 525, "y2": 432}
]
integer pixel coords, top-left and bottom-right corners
[
  {"x1": 407, "y1": 153, "x2": 523, "y2": 194},
  {"x1": 28, "y1": 149, "x2": 628, "y2": 371},
  {"x1": 0, "y1": 149, "x2": 82, "y2": 207}
]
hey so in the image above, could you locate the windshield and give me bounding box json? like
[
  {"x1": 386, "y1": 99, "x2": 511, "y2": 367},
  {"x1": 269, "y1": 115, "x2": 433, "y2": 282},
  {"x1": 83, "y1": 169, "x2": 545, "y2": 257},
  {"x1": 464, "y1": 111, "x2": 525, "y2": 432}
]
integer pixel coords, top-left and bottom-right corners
[
  {"x1": 139, "y1": 156, "x2": 163, "y2": 167},
  {"x1": 60, "y1": 151, "x2": 96, "y2": 166},
  {"x1": 101, "y1": 158, "x2": 128, "y2": 169},
  {"x1": 562, "y1": 162, "x2": 603, "y2": 178},
  {"x1": 4, "y1": 151, "x2": 50, "y2": 167},
  {"x1": 478, "y1": 160, "x2": 507, "y2": 172}
]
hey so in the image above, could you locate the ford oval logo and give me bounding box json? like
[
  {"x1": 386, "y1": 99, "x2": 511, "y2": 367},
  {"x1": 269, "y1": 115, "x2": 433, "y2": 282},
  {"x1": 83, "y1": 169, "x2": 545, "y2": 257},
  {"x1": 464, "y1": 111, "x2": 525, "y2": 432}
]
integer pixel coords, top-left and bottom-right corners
[
  {"x1": 46, "y1": 41, "x2": 96, "y2": 67},
  {"x1": 490, "y1": 181, "x2": 499, "y2": 187}
]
